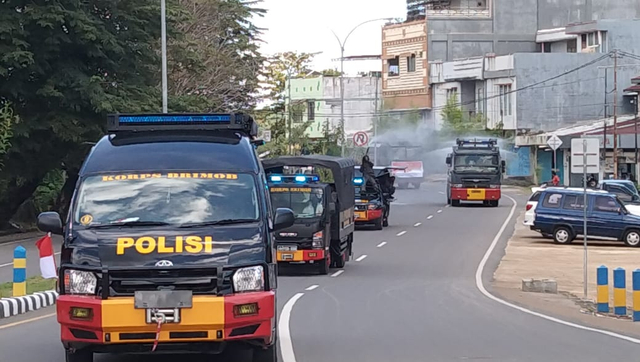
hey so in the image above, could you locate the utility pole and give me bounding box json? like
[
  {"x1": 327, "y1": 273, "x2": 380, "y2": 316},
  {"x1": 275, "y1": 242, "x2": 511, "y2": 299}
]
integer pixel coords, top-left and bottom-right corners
[
  {"x1": 613, "y1": 50, "x2": 619, "y2": 178},
  {"x1": 287, "y1": 70, "x2": 292, "y2": 155},
  {"x1": 332, "y1": 18, "x2": 393, "y2": 157},
  {"x1": 373, "y1": 74, "x2": 379, "y2": 165},
  {"x1": 161, "y1": 0, "x2": 168, "y2": 113}
]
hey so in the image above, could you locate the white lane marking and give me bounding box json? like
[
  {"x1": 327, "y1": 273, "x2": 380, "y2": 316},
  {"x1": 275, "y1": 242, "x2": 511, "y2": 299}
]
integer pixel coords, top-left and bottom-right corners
[
  {"x1": 475, "y1": 195, "x2": 640, "y2": 345},
  {"x1": 414, "y1": 222, "x2": 422, "y2": 227},
  {"x1": 396, "y1": 231, "x2": 407, "y2": 237},
  {"x1": 437, "y1": 210, "x2": 443, "y2": 213},
  {"x1": 0, "y1": 252, "x2": 61, "y2": 268},
  {"x1": 331, "y1": 270, "x2": 344, "y2": 277},
  {"x1": 427, "y1": 215, "x2": 433, "y2": 220},
  {"x1": 377, "y1": 242, "x2": 387, "y2": 248},
  {"x1": 305, "y1": 285, "x2": 318, "y2": 291},
  {"x1": 279, "y1": 292, "x2": 304, "y2": 362},
  {"x1": 445, "y1": 204, "x2": 450, "y2": 208},
  {"x1": 355, "y1": 255, "x2": 367, "y2": 262},
  {"x1": 438, "y1": 191, "x2": 445, "y2": 194}
]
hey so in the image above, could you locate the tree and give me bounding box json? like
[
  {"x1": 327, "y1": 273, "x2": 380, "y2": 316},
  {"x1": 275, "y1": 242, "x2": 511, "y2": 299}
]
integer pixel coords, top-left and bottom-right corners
[
  {"x1": 440, "y1": 95, "x2": 485, "y2": 137},
  {"x1": 168, "y1": 0, "x2": 266, "y2": 111},
  {"x1": 0, "y1": 1, "x2": 168, "y2": 227},
  {"x1": 321, "y1": 69, "x2": 342, "y2": 77}
]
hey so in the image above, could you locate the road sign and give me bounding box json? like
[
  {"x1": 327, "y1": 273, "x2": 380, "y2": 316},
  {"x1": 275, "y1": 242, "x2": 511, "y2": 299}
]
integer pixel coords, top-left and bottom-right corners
[
  {"x1": 353, "y1": 131, "x2": 369, "y2": 147},
  {"x1": 547, "y1": 134, "x2": 562, "y2": 150},
  {"x1": 263, "y1": 130, "x2": 271, "y2": 142},
  {"x1": 571, "y1": 138, "x2": 599, "y2": 174}
]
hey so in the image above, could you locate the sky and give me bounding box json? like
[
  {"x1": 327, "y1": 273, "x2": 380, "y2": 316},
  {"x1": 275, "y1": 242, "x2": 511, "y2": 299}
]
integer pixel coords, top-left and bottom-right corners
[{"x1": 253, "y1": 0, "x2": 407, "y2": 76}]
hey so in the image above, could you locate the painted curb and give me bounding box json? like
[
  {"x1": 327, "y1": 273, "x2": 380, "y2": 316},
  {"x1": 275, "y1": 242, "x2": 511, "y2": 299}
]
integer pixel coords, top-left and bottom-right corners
[{"x1": 0, "y1": 290, "x2": 58, "y2": 319}]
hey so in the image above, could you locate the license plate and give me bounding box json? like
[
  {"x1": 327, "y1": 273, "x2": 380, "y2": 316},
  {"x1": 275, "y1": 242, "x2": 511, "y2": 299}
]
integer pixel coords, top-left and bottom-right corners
[
  {"x1": 355, "y1": 211, "x2": 366, "y2": 219},
  {"x1": 278, "y1": 245, "x2": 297, "y2": 251},
  {"x1": 280, "y1": 253, "x2": 294, "y2": 260},
  {"x1": 134, "y1": 290, "x2": 193, "y2": 309},
  {"x1": 467, "y1": 189, "x2": 485, "y2": 200}
]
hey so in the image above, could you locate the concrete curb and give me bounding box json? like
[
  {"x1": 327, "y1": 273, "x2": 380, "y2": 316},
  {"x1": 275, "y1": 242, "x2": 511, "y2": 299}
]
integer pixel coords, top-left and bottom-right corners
[
  {"x1": 0, "y1": 231, "x2": 43, "y2": 246},
  {"x1": 0, "y1": 290, "x2": 58, "y2": 319}
]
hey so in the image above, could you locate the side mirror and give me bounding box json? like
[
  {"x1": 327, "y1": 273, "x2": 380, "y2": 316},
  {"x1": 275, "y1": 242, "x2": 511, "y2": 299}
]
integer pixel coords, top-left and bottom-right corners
[
  {"x1": 445, "y1": 155, "x2": 451, "y2": 166},
  {"x1": 618, "y1": 207, "x2": 623, "y2": 215},
  {"x1": 633, "y1": 194, "x2": 640, "y2": 202},
  {"x1": 501, "y1": 160, "x2": 506, "y2": 173},
  {"x1": 329, "y1": 202, "x2": 336, "y2": 214},
  {"x1": 272, "y1": 208, "x2": 295, "y2": 231},
  {"x1": 37, "y1": 212, "x2": 63, "y2": 235}
]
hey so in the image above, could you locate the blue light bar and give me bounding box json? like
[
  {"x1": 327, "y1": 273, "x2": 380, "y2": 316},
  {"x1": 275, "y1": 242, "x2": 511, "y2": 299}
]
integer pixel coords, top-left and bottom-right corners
[
  {"x1": 294, "y1": 175, "x2": 307, "y2": 182},
  {"x1": 118, "y1": 115, "x2": 231, "y2": 124},
  {"x1": 353, "y1": 177, "x2": 364, "y2": 185},
  {"x1": 106, "y1": 113, "x2": 258, "y2": 137},
  {"x1": 270, "y1": 175, "x2": 282, "y2": 182}
]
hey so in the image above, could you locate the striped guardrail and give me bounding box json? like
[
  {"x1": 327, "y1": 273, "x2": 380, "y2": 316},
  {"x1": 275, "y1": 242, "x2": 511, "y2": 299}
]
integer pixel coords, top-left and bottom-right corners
[{"x1": 596, "y1": 265, "x2": 640, "y2": 321}]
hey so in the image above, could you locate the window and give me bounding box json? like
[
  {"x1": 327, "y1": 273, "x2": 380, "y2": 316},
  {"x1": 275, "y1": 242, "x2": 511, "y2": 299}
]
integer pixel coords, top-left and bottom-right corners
[
  {"x1": 567, "y1": 39, "x2": 577, "y2": 53},
  {"x1": 270, "y1": 188, "x2": 324, "y2": 219},
  {"x1": 446, "y1": 87, "x2": 458, "y2": 101},
  {"x1": 292, "y1": 109, "x2": 303, "y2": 123},
  {"x1": 594, "y1": 196, "x2": 619, "y2": 213},
  {"x1": 541, "y1": 193, "x2": 563, "y2": 208},
  {"x1": 307, "y1": 100, "x2": 315, "y2": 121},
  {"x1": 499, "y1": 84, "x2": 512, "y2": 116},
  {"x1": 587, "y1": 32, "x2": 599, "y2": 47},
  {"x1": 407, "y1": 54, "x2": 416, "y2": 72},
  {"x1": 477, "y1": 88, "x2": 484, "y2": 114},
  {"x1": 74, "y1": 173, "x2": 259, "y2": 226},
  {"x1": 542, "y1": 42, "x2": 551, "y2": 53},
  {"x1": 562, "y1": 195, "x2": 585, "y2": 210},
  {"x1": 388, "y1": 57, "x2": 399, "y2": 76},
  {"x1": 605, "y1": 184, "x2": 633, "y2": 202},
  {"x1": 528, "y1": 191, "x2": 542, "y2": 202},
  {"x1": 600, "y1": 31, "x2": 608, "y2": 53}
]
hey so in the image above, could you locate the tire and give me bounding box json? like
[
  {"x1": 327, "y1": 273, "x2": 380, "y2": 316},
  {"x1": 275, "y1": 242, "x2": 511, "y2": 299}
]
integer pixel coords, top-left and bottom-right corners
[
  {"x1": 383, "y1": 217, "x2": 389, "y2": 227},
  {"x1": 414, "y1": 182, "x2": 421, "y2": 190},
  {"x1": 451, "y1": 200, "x2": 461, "y2": 207},
  {"x1": 253, "y1": 342, "x2": 277, "y2": 362},
  {"x1": 490, "y1": 200, "x2": 499, "y2": 207},
  {"x1": 553, "y1": 226, "x2": 573, "y2": 244},
  {"x1": 373, "y1": 217, "x2": 383, "y2": 230},
  {"x1": 623, "y1": 229, "x2": 640, "y2": 247},
  {"x1": 318, "y1": 256, "x2": 330, "y2": 275},
  {"x1": 332, "y1": 243, "x2": 346, "y2": 268},
  {"x1": 447, "y1": 197, "x2": 451, "y2": 205},
  {"x1": 66, "y1": 350, "x2": 93, "y2": 362}
]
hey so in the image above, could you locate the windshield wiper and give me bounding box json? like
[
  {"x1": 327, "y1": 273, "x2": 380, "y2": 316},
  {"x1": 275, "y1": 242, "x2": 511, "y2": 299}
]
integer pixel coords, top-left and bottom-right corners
[
  {"x1": 87, "y1": 221, "x2": 170, "y2": 229},
  {"x1": 179, "y1": 219, "x2": 258, "y2": 228}
]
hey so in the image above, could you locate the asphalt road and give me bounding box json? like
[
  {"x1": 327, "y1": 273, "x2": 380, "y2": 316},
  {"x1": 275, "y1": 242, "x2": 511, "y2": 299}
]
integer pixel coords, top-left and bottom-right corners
[{"x1": 2, "y1": 181, "x2": 640, "y2": 362}]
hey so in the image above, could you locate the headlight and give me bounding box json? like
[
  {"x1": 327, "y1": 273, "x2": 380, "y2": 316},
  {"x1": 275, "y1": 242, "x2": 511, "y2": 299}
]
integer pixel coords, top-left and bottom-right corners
[
  {"x1": 368, "y1": 204, "x2": 378, "y2": 210},
  {"x1": 453, "y1": 184, "x2": 463, "y2": 188},
  {"x1": 489, "y1": 184, "x2": 500, "y2": 189},
  {"x1": 312, "y1": 231, "x2": 323, "y2": 248},
  {"x1": 64, "y1": 269, "x2": 97, "y2": 295},
  {"x1": 232, "y1": 266, "x2": 264, "y2": 293}
]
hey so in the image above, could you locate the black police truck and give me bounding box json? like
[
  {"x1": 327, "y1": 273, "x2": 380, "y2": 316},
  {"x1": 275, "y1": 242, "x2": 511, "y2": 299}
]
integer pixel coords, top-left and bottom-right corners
[
  {"x1": 35, "y1": 113, "x2": 294, "y2": 362},
  {"x1": 262, "y1": 155, "x2": 356, "y2": 275}
]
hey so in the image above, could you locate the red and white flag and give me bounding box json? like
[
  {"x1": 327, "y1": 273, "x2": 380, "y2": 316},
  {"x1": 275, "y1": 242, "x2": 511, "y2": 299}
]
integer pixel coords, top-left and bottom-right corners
[{"x1": 36, "y1": 233, "x2": 57, "y2": 279}]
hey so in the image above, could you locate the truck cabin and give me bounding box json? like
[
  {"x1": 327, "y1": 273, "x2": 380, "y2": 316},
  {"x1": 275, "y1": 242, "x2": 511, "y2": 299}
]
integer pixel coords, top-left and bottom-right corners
[
  {"x1": 446, "y1": 138, "x2": 505, "y2": 174},
  {"x1": 267, "y1": 174, "x2": 335, "y2": 221}
]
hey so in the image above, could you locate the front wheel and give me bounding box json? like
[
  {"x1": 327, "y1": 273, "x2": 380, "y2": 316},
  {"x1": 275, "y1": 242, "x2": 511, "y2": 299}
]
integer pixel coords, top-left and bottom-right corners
[
  {"x1": 66, "y1": 350, "x2": 93, "y2": 362},
  {"x1": 451, "y1": 200, "x2": 461, "y2": 207},
  {"x1": 253, "y1": 343, "x2": 277, "y2": 362},
  {"x1": 489, "y1": 200, "x2": 499, "y2": 207},
  {"x1": 318, "y1": 255, "x2": 330, "y2": 275},
  {"x1": 623, "y1": 229, "x2": 640, "y2": 247}
]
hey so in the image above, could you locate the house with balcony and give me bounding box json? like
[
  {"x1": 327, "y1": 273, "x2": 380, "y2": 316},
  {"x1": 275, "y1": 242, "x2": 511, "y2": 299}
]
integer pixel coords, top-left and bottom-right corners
[{"x1": 536, "y1": 19, "x2": 640, "y2": 55}]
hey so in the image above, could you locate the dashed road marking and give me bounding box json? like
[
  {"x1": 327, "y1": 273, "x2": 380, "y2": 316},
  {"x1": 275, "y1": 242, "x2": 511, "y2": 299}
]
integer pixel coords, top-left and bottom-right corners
[
  {"x1": 355, "y1": 255, "x2": 367, "y2": 262},
  {"x1": 305, "y1": 285, "x2": 319, "y2": 291},
  {"x1": 331, "y1": 270, "x2": 344, "y2": 277},
  {"x1": 427, "y1": 215, "x2": 433, "y2": 220},
  {"x1": 445, "y1": 204, "x2": 450, "y2": 208},
  {"x1": 438, "y1": 191, "x2": 445, "y2": 195},
  {"x1": 377, "y1": 242, "x2": 387, "y2": 248},
  {"x1": 414, "y1": 222, "x2": 422, "y2": 227},
  {"x1": 437, "y1": 210, "x2": 443, "y2": 213},
  {"x1": 396, "y1": 231, "x2": 407, "y2": 237}
]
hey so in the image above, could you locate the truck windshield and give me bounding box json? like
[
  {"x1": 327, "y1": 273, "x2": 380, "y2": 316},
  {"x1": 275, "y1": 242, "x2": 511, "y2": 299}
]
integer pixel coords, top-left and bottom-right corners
[
  {"x1": 270, "y1": 187, "x2": 324, "y2": 219},
  {"x1": 73, "y1": 173, "x2": 259, "y2": 226},
  {"x1": 453, "y1": 155, "x2": 499, "y2": 172}
]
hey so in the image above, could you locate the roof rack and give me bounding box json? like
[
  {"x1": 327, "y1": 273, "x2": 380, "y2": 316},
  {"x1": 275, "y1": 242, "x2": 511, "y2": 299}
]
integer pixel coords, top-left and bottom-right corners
[
  {"x1": 456, "y1": 138, "x2": 498, "y2": 148},
  {"x1": 106, "y1": 113, "x2": 258, "y2": 137}
]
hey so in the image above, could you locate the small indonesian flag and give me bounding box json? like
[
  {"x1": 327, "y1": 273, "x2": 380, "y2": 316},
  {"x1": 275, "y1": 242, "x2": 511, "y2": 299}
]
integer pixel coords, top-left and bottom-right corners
[{"x1": 36, "y1": 233, "x2": 57, "y2": 279}]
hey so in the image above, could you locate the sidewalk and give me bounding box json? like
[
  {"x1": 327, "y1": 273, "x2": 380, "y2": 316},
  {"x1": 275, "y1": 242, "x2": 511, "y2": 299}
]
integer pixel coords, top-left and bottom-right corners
[{"x1": 494, "y1": 211, "x2": 640, "y2": 309}]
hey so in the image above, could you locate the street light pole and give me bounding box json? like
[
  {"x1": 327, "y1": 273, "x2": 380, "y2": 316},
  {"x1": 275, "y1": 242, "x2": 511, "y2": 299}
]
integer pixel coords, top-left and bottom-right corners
[
  {"x1": 332, "y1": 18, "x2": 393, "y2": 157},
  {"x1": 161, "y1": 0, "x2": 168, "y2": 113}
]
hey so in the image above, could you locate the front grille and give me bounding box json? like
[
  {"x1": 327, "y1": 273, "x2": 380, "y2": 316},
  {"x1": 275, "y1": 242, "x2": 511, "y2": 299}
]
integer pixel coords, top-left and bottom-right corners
[
  {"x1": 461, "y1": 178, "x2": 491, "y2": 188},
  {"x1": 103, "y1": 269, "x2": 233, "y2": 296}
]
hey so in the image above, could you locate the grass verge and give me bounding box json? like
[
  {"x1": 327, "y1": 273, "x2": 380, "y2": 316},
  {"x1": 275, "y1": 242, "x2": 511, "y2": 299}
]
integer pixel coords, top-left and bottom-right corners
[{"x1": 0, "y1": 276, "x2": 56, "y2": 298}]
